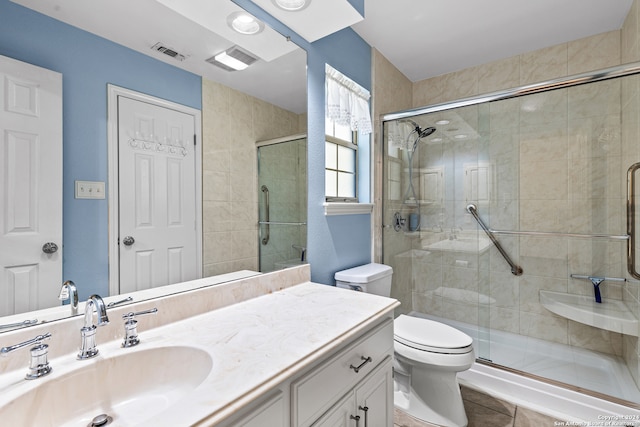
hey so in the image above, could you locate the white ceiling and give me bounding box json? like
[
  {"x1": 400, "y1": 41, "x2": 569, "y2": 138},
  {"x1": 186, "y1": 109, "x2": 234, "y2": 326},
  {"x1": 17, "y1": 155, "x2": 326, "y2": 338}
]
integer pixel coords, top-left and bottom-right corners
[
  {"x1": 250, "y1": 0, "x2": 363, "y2": 42},
  {"x1": 11, "y1": 0, "x2": 636, "y2": 113},
  {"x1": 352, "y1": 0, "x2": 634, "y2": 82},
  {"x1": 11, "y1": 0, "x2": 308, "y2": 113}
]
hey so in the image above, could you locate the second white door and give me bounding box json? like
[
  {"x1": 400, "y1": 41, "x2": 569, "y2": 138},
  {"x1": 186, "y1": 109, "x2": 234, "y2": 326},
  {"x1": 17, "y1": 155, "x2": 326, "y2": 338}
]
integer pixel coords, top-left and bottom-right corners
[{"x1": 117, "y1": 95, "x2": 199, "y2": 294}]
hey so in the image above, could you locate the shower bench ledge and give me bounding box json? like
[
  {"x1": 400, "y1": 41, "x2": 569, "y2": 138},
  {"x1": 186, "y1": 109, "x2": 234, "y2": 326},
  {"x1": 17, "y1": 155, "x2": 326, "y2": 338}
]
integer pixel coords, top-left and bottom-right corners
[{"x1": 539, "y1": 290, "x2": 638, "y2": 337}]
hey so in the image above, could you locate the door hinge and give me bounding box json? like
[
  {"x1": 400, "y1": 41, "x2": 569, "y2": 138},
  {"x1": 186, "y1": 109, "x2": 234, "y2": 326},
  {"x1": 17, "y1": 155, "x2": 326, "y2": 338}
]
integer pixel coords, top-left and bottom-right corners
[{"x1": 193, "y1": 134, "x2": 196, "y2": 146}]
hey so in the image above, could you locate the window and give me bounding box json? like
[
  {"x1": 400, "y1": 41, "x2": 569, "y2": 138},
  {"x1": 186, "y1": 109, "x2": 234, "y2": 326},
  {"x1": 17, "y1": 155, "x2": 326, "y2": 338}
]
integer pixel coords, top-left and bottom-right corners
[
  {"x1": 325, "y1": 64, "x2": 371, "y2": 203},
  {"x1": 325, "y1": 119, "x2": 357, "y2": 201}
]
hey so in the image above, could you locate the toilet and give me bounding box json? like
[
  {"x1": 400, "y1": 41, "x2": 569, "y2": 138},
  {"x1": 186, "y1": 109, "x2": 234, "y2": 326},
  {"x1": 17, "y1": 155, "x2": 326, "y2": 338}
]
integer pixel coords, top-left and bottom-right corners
[{"x1": 335, "y1": 263, "x2": 474, "y2": 427}]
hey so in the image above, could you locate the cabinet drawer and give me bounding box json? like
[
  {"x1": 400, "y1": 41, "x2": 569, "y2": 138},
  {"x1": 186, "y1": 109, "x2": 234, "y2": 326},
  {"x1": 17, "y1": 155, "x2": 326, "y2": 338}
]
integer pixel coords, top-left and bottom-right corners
[{"x1": 292, "y1": 318, "x2": 393, "y2": 427}]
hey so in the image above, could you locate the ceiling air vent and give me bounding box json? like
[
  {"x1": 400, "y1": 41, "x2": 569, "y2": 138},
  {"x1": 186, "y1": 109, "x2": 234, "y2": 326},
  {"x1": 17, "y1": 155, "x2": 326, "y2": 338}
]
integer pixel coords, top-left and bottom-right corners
[
  {"x1": 206, "y1": 46, "x2": 258, "y2": 71},
  {"x1": 151, "y1": 42, "x2": 187, "y2": 61}
]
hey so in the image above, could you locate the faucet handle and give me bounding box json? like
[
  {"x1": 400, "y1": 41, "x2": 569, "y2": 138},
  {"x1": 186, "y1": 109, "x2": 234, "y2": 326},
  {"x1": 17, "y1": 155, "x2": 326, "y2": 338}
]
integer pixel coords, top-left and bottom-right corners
[
  {"x1": 121, "y1": 308, "x2": 158, "y2": 348},
  {"x1": 1, "y1": 333, "x2": 53, "y2": 379}
]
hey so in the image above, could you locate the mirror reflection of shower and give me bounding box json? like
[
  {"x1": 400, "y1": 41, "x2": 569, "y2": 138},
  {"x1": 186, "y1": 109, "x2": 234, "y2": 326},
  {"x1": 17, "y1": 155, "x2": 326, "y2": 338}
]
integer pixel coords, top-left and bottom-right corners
[{"x1": 257, "y1": 134, "x2": 307, "y2": 273}]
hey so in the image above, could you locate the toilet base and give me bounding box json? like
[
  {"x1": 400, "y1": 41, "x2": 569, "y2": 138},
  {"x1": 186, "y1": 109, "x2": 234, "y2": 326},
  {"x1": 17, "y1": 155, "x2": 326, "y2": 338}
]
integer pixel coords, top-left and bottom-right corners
[{"x1": 393, "y1": 366, "x2": 468, "y2": 427}]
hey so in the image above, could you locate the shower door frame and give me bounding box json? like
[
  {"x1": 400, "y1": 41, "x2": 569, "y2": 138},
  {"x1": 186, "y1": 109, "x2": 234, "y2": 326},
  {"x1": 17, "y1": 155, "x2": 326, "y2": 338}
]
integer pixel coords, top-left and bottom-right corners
[
  {"x1": 380, "y1": 60, "x2": 640, "y2": 408},
  {"x1": 382, "y1": 59, "x2": 640, "y2": 283},
  {"x1": 256, "y1": 134, "x2": 308, "y2": 273}
]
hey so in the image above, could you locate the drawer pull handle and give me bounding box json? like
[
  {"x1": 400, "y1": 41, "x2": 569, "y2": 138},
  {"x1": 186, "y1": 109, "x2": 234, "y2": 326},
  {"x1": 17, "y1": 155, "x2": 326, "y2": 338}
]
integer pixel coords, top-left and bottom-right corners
[
  {"x1": 350, "y1": 415, "x2": 360, "y2": 426},
  {"x1": 359, "y1": 406, "x2": 369, "y2": 427},
  {"x1": 350, "y1": 356, "x2": 372, "y2": 373}
]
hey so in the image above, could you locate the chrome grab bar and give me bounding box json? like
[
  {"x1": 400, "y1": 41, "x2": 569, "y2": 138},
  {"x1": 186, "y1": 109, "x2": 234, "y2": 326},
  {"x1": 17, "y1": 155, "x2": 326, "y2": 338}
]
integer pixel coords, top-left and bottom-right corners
[
  {"x1": 466, "y1": 204, "x2": 523, "y2": 276},
  {"x1": 628, "y1": 162, "x2": 640, "y2": 280},
  {"x1": 261, "y1": 185, "x2": 270, "y2": 245},
  {"x1": 489, "y1": 229, "x2": 629, "y2": 240}
]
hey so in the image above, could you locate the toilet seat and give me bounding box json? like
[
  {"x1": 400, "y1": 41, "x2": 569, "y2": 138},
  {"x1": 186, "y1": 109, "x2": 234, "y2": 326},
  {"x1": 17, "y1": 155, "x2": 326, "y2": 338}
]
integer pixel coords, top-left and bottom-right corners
[{"x1": 394, "y1": 315, "x2": 473, "y2": 354}]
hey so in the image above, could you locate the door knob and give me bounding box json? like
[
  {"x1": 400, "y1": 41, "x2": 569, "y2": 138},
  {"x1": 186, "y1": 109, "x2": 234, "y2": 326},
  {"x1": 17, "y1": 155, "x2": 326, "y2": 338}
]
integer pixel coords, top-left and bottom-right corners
[
  {"x1": 122, "y1": 236, "x2": 135, "y2": 246},
  {"x1": 42, "y1": 242, "x2": 58, "y2": 254}
]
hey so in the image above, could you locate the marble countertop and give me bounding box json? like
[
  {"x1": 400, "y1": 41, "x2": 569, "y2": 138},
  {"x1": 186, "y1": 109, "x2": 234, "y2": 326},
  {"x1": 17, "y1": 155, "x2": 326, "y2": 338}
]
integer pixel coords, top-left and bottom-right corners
[{"x1": 0, "y1": 280, "x2": 399, "y2": 426}]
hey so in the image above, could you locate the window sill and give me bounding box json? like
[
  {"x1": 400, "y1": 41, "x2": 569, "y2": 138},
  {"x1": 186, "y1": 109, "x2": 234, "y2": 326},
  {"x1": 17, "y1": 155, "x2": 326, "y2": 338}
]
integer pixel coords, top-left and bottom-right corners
[{"x1": 323, "y1": 202, "x2": 374, "y2": 216}]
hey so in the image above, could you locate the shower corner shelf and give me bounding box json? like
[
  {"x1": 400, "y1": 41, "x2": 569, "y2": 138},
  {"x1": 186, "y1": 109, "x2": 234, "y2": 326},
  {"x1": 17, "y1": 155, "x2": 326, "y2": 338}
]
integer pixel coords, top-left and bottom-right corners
[{"x1": 539, "y1": 290, "x2": 638, "y2": 337}]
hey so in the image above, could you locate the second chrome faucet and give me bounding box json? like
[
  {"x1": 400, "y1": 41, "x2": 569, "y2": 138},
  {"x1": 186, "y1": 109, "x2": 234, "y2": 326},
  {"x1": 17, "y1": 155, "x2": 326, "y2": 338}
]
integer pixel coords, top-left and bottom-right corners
[{"x1": 78, "y1": 295, "x2": 109, "y2": 360}]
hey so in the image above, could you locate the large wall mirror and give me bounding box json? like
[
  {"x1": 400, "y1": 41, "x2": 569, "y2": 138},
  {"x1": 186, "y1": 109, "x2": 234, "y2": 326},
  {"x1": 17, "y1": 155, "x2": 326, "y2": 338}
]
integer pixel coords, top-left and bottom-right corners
[{"x1": 0, "y1": 0, "x2": 307, "y2": 331}]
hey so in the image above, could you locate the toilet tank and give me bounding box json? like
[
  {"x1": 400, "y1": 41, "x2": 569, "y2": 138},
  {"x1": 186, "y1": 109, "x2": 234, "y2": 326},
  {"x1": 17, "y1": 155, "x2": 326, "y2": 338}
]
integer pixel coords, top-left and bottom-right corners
[{"x1": 334, "y1": 263, "x2": 393, "y2": 297}]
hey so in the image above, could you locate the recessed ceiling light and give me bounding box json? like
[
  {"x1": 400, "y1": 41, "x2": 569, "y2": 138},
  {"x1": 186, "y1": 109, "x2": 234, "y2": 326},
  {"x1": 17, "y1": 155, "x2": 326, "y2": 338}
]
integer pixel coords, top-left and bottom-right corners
[
  {"x1": 272, "y1": 0, "x2": 311, "y2": 11},
  {"x1": 435, "y1": 120, "x2": 450, "y2": 125},
  {"x1": 213, "y1": 51, "x2": 250, "y2": 70},
  {"x1": 227, "y1": 12, "x2": 264, "y2": 35},
  {"x1": 207, "y1": 46, "x2": 258, "y2": 71}
]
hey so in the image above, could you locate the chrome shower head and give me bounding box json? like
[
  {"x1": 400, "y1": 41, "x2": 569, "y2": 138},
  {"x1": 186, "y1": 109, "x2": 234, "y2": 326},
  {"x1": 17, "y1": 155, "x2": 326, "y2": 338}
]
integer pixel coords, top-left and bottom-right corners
[
  {"x1": 401, "y1": 119, "x2": 436, "y2": 140},
  {"x1": 419, "y1": 126, "x2": 436, "y2": 138}
]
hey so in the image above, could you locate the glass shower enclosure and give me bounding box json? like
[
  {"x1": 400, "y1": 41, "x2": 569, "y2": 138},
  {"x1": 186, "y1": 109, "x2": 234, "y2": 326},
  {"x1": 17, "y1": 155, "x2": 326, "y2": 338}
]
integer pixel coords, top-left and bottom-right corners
[
  {"x1": 257, "y1": 134, "x2": 307, "y2": 273},
  {"x1": 382, "y1": 63, "x2": 640, "y2": 406}
]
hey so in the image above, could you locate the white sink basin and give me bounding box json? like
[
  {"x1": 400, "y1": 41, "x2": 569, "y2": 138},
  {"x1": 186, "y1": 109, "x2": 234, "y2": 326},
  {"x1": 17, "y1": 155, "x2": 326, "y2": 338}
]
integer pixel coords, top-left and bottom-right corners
[
  {"x1": 0, "y1": 346, "x2": 213, "y2": 426},
  {"x1": 540, "y1": 290, "x2": 639, "y2": 337}
]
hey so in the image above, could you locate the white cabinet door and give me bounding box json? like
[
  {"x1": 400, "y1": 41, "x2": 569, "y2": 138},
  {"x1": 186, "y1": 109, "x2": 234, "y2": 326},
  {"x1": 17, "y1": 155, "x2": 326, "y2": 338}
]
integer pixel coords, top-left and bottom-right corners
[
  {"x1": 0, "y1": 55, "x2": 62, "y2": 316},
  {"x1": 313, "y1": 357, "x2": 394, "y2": 427},
  {"x1": 312, "y1": 392, "x2": 357, "y2": 427},
  {"x1": 355, "y1": 357, "x2": 394, "y2": 427}
]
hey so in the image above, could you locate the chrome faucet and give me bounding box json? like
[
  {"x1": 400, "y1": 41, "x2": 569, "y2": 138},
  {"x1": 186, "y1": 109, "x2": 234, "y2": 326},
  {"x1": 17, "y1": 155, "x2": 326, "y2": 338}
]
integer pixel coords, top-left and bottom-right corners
[
  {"x1": 78, "y1": 295, "x2": 109, "y2": 360},
  {"x1": 1, "y1": 333, "x2": 53, "y2": 379},
  {"x1": 58, "y1": 280, "x2": 79, "y2": 316}
]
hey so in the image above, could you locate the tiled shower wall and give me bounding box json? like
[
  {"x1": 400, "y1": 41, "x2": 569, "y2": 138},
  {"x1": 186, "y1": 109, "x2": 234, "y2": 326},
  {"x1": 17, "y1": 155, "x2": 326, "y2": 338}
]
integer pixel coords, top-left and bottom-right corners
[
  {"x1": 374, "y1": 0, "x2": 640, "y2": 390},
  {"x1": 201, "y1": 79, "x2": 306, "y2": 276}
]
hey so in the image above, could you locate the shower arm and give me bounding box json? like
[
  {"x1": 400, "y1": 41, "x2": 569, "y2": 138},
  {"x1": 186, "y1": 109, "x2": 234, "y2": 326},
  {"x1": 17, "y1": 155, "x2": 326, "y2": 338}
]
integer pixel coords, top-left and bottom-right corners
[{"x1": 466, "y1": 204, "x2": 523, "y2": 276}]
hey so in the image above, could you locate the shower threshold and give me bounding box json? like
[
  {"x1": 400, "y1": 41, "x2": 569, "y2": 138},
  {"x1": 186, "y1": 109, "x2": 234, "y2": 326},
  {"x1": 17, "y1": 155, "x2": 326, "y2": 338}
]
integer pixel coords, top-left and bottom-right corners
[{"x1": 409, "y1": 311, "x2": 640, "y2": 418}]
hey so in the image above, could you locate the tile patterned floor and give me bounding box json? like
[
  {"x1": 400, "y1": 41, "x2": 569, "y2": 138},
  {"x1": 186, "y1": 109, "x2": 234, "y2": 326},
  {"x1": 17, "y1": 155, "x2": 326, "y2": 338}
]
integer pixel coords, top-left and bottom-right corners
[{"x1": 393, "y1": 385, "x2": 559, "y2": 427}]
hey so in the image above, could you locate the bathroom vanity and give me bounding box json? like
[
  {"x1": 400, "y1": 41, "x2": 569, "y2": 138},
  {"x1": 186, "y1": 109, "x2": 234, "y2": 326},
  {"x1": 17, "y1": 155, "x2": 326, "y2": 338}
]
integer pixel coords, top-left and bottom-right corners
[{"x1": 0, "y1": 265, "x2": 399, "y2": 426}]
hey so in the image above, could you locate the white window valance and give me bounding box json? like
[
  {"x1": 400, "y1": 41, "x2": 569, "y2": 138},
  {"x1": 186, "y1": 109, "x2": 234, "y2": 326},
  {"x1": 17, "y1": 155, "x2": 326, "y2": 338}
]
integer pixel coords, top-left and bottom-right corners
[{"x1": 325, "y1": 64, "x2": 372, "y2": 135}]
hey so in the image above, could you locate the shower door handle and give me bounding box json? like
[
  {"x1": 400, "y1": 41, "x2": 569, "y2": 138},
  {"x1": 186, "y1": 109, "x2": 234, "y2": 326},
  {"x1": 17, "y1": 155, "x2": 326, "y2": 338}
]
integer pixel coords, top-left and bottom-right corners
[
  {"x1": 261, "y1": 185, "x2": 270, "y2": 245},
  {"x1": 628, "y1": 162, "x2": 640, "y2": 280}
]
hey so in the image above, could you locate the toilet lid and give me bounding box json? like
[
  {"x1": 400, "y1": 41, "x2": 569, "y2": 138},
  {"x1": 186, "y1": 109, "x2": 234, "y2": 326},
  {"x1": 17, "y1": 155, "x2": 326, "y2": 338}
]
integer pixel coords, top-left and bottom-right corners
[{"x1": 394, "y1": 315, "x2": 473, "y2": 354}]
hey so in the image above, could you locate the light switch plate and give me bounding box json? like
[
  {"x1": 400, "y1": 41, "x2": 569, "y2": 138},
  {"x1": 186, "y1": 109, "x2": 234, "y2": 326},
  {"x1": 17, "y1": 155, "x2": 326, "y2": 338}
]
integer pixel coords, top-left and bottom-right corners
[{"x1": 75, "y1": 180, "x2": 105, "y2": 199}]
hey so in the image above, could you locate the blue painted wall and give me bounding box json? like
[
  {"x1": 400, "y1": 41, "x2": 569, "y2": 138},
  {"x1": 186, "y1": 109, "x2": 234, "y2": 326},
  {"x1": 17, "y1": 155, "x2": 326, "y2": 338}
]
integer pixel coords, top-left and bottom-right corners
[
  {"x1": 0, "y1": 0, "x2": 202, "y2": 300},
  {"x1": 234, "y1": 0, "x2": 373, "y2": 285},
  {"x1": 1, "y1": 0, "x2": 372, "y2": 296}
]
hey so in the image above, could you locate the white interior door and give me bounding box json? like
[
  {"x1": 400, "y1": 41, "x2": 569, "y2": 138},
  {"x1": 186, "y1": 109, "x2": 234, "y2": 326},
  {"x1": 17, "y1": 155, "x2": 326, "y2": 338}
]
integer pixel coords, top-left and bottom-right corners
[
  {"x1": 0, "y1": 55, "x2": 62, "y2": 316},
  {"x1": 117, "y1": 95, "x2": 199, "y2": 293}
]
